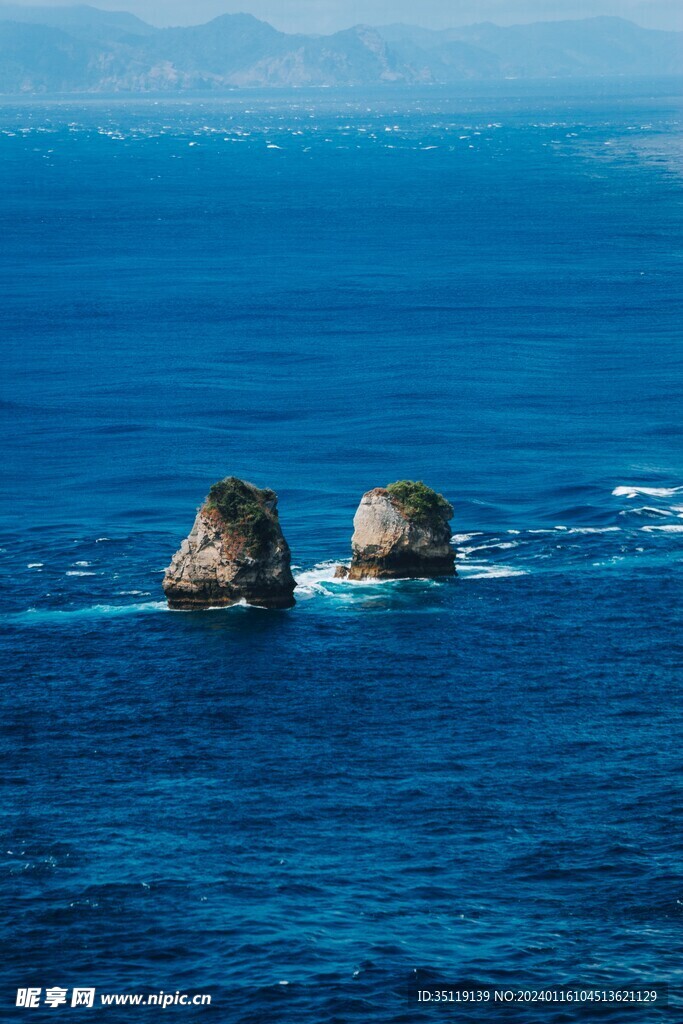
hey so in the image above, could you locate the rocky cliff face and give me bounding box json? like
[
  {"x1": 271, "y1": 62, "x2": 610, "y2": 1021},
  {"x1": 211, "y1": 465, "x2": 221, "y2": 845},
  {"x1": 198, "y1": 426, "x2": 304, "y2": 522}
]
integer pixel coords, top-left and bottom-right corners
[
  {"x1": 163, "y1": 477, "x2": 296, "y2": 609},
  {"x1": 338, "y1": 481, "x2": 456, "y2": 580}
]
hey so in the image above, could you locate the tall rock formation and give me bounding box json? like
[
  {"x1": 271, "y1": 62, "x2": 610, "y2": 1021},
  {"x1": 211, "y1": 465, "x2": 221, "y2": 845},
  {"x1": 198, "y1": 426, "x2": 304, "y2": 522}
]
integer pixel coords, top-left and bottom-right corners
[
  {"x1": 337, "y1": 480, "x2": 456, "y2": 580},
  {"x1": 163, "y1": 477, "x2": 296, "y2": 609}
]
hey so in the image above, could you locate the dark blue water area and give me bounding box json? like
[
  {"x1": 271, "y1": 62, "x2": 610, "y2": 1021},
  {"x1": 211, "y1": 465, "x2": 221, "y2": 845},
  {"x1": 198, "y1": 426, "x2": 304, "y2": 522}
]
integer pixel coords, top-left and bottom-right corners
[{"x1": 1, "y1": 83, "x2": 683, "y2": 1021}]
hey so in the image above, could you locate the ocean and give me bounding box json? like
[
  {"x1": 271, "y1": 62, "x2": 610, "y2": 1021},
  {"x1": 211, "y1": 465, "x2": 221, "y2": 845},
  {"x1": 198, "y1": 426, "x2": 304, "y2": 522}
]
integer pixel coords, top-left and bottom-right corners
[{"x1": 1, "y1": 82, "x2": 682, "y2": 1021}]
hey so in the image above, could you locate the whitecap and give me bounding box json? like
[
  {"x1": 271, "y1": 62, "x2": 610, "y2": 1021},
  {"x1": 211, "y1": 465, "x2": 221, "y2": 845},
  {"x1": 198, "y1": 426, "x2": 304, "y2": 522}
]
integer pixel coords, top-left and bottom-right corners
[
  {"x1": 66, "y1": 571, "x2": 96, "y2": 577},
  {"x1": 294, "y1": 561, "x2": 443, "y2": 596},
  {"x1": 451, "y1": 532, "x2": 483, "y2": 543},
  {"x1": 459, "y1": 564, "x2": 527, "y2": 579},
  {"x1": 641, "y1": 524, "x2": 683, "y2": 533},
  {"x1": 27, "y1": 563, "x2": 44, "y2": 569},
  {"x1": 619, "y1": 506, "x2": 671, "y2": 517},
  {"x1": 565, "y1": 527, "x2": 621, "y2": 535},
  {"x1": 613, "y1": 485, "x2": 682, "y2": 498},
  {"x1": 464, "y1": 541, "x2": 518, "y2": 553},
  {"x1": 294, "y1": 561, "x2": 340, "y2": 595}
]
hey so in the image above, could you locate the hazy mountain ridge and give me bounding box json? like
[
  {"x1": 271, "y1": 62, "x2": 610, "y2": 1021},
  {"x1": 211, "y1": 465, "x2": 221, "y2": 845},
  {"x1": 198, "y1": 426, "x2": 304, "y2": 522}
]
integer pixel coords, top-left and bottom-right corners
[{"x1": 0, "y1": 4, "x2": 680, "y2": 91}]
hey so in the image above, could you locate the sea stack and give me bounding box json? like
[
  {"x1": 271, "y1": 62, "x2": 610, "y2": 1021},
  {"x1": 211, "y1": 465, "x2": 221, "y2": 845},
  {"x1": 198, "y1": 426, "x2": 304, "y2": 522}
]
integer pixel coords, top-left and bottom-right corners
[
  {"x1": 337, "y1": 480, "x2": 456, "y2": 581},
  {"x1": 163, "y1": 477, "x2": 296, "y2": 609}
]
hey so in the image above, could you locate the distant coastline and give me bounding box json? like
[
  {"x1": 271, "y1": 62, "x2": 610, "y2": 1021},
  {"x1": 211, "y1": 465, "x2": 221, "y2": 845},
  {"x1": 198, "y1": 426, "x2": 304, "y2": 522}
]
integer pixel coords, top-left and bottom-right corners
[{"x1": 0, "y1": 7, "x2": 681, "y2": 93}]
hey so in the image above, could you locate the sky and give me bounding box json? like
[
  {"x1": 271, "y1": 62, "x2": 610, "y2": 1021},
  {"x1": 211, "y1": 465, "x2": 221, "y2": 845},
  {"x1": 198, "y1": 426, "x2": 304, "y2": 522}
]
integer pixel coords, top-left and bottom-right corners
[{"x1": 4, "y1": 0, "x2": 682, "y2": 32}]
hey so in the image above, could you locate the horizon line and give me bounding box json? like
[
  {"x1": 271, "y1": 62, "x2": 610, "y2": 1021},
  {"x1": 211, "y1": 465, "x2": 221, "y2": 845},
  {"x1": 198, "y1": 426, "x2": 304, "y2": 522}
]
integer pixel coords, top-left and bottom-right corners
[{"x1": 0, "y1": 2, "x2": 680, "y2": 37}]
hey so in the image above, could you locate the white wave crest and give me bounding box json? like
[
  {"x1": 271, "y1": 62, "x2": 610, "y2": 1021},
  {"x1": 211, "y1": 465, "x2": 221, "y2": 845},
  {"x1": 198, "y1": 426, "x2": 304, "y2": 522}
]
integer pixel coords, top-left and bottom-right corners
[
  {"x1": 565, "y1": 527, "x2": 621, "y2": 535},
  {"x1": 189, "y1": 598, "x2": 261, "y2": 611},
  {"x1": 619, "y1": 506, "x2": 672, "y2": 517},
  {"x1": 462, "y1": 541, "x2": 519, "y2": 554},
  {"x1": 295, "y1": 561, "x2": 447, "y2": 595},
  {"x1": 294, "y1": 561, "x2": 341, "y2": 596},
  {"x1": 613, "y1": 485, "x2": 683, "y2": 498},
  {"x1": 641, "y1": 524, "x2": 683, "y2": 533},
  {"x1": 459, "y1": 564, "x2": 527, "y2": 579}
]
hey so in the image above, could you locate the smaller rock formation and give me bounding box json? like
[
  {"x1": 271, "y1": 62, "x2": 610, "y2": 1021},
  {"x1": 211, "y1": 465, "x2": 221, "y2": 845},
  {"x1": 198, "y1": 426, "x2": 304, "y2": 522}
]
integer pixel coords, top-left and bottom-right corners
[
  {"x1": 337, "y1": 480, "x2": 456, "y2": 580},
  {"x1": 163, "y1": 477, "x2": 296, "y2": 609}
]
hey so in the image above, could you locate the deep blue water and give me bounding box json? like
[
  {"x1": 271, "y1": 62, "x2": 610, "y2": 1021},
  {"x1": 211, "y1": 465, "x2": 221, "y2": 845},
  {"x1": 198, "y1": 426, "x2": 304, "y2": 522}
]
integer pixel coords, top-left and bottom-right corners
[{"x1": 1, "y1": 85, "x2": 682, "y2": 1021}]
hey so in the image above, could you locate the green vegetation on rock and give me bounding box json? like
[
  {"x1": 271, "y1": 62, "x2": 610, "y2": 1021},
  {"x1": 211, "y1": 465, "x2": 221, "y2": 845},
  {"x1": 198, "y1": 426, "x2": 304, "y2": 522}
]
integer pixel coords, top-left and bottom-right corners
[
  {"x1": 205, "y1": 477, "x2": 277, "y2": 556},
  {"x1": 386, "y1": 480, "x2": 453, "y2": 524}
]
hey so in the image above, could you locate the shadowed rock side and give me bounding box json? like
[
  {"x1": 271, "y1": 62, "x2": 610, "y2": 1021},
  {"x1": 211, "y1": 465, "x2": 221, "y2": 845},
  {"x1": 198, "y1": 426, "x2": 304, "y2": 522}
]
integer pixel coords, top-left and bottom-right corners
[
  {"x1": 337, "y1": 481, "x2": 456, "y2": 580},
  {"x1": 163, "y1": 477, "x2": 296, "y2": 609}
]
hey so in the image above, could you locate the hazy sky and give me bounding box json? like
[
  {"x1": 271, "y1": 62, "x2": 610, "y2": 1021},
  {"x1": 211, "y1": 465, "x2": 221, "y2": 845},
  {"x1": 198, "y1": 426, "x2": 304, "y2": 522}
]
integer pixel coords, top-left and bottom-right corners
[{"x1": 6, "y1": 0, "x2": 682, "y2": 32}]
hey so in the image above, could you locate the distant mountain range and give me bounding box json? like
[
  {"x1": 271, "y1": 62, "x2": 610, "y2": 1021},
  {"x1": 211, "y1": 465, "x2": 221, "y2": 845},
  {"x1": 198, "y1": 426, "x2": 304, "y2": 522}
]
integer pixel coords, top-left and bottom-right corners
[{"x1": 0, "y1": 4, "x2": 680, "y2": 92}]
